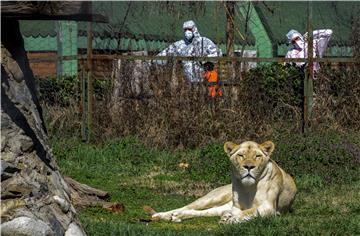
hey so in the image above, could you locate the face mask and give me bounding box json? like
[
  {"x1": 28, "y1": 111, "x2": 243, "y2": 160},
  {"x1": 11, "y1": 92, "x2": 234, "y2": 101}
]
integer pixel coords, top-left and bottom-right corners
[
  {"x1": 293, "y1": 39, "x2": 304, "y2": 50},
  {"x1": 184, "y1": 30, "x2": 194, "y2": 41}
]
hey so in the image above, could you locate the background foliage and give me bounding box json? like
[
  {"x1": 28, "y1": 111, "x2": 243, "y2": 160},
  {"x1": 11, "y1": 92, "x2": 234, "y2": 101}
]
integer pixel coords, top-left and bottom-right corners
[{"x1": 39, "y1": 62, "x2": 359, "y2": 149}]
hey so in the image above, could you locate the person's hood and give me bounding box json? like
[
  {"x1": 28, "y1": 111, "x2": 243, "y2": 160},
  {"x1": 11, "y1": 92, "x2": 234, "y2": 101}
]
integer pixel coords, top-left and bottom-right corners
[
  {"x1": 286, "y1": 29, "x2": 305, "y2": 50},
  {"x1": 183, "y1": 20, "x2": 201, "y2": 38},
  {"x1": 286, "y1": 29, "x2": 303, "y2": 44}
]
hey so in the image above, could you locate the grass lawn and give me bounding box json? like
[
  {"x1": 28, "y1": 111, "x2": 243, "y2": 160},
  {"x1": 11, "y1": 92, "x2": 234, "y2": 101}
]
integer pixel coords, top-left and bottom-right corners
[{"x1": 52, "y1": 132, "x2": 360, "y2": 236}]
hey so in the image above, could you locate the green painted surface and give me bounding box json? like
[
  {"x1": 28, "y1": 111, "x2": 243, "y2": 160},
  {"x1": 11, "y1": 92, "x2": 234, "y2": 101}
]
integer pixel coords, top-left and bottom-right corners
[
  {"x1": 278, "y1": 44, "x2": 352, "y2": 57},
  {"x1": 77, "y1": 2, "x2": 255, "y2": 46},
  {"x1": 23, "y1": 35, "x2": 57, "y2": 51},
  {"x1": 20, "y1": 2, "x2": 359, "y2": 47},
  {"x1": 238, "y1": 2, "x2": 273, "y2": 58},
  {"x1": 254, "y1": 1, "x2": 359, "y2": 46},
  {"x1": 19, "y1": 2, "x2": 356, "y2": 67},
  {"x1": 78, "y1": 35, "x2": 254, "y2": 55},
  {"x1": 20, "y1": 20, "x2": 57, "y2": 37},
  {"x1": 58, "y1": 21, "x2": 78, "y2": 76},
  {"x1": 328, "y1": 46, "x2": 353, "y2": 57},
  {"x1": 22, "y1": 21, "x2": 77, "y2": 77},
  {"x1": 79, "y1": 36, "x2": 170, "y2": 51}
]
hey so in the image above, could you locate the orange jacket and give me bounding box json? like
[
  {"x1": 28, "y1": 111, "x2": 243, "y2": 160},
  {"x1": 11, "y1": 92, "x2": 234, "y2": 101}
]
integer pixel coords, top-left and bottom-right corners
[
  {"x1": 204, "y1": 70, "x2": 222, "y2": 98},
  {"x1": 204, "y1": 70, "x2": 218, "y2": 83}
]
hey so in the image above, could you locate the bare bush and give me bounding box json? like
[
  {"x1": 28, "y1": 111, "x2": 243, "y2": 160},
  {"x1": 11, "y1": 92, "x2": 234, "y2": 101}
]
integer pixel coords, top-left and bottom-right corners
[{"x1": 40, "y1": 53, "x2": 360, "y2": 149}]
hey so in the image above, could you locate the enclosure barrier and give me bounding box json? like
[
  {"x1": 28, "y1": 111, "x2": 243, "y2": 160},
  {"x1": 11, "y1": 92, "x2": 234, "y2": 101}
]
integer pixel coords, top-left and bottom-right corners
[{"x1": 25, "y1": 1, "x2": 359, "y2": 143}]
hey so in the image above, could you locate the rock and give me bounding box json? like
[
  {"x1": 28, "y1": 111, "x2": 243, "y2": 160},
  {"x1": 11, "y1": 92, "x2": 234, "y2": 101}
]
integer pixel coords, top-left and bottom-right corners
[
  {"x1": 65, "y1": 222, "x2": 86, "y2": 236},
  {"x1": 1, "y1": 160, "x2": 19, "y2": 174},
  {"x1": 0, "y1": 172, "x2": 12, "y2": 181},
  {"x1": 19, "y1": 134, "x2": 34, "y2": 152},
  {"x1": 0, "y1": 152, "x2": 17, "y2": 162},
  {"x1": 53, "y1": 195, "x2": 70, "y2": 213},
  {"x1": 0, "y1": 199, "x2": 26, "y2": 216},
  {"x1": 1, "y1": 176, "x2": 33, "y2": 199},
  {"x1": 48, "y1": 215, "x2": 65, "y2": 236},
  {"x1": 7, "y1": 134, "x2": 34, "y2": 156},
  {"x1": 1, "y1": 160, "x2": 20, "y2": 180},
  {"x1": 1, "y1": 18, "x2": 105, "y2": 235},
  {"x1": 0, "y1": 216, "x2": 54, "y2": 236}
]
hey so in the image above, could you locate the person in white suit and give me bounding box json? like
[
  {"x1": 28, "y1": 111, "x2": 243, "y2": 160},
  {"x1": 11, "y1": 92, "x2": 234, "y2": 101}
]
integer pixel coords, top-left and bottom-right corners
[
  {"x1": 154, "y1": 20, "x2": 222, "y2": 83},
  {"x1": 285, "y1": 29, "x2": 333, "y2": 73}
]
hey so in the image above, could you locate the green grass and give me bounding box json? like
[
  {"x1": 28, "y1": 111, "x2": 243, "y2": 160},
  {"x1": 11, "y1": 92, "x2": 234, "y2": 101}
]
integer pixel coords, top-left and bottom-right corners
[{"x1": 52, "y1": 131, "x2": 360, "y2": 236}]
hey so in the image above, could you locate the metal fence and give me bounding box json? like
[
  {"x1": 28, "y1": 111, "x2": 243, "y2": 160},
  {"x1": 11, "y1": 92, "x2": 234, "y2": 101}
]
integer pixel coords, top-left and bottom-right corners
[{"x1": 25, "y1": 1, "x2": 359, "y2": 146}]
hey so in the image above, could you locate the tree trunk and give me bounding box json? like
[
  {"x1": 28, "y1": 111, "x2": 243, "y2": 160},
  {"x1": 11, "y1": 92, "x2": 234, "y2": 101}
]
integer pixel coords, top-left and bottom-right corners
[{"x1": 1, "y1": 18, "x2": 107, "y2": 236}]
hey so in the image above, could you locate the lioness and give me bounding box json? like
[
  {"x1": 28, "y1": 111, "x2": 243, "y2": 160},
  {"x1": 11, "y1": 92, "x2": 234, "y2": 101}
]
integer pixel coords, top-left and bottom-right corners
[{"x1": 149, "y1": 140, "x2": 297, "y2": 224}]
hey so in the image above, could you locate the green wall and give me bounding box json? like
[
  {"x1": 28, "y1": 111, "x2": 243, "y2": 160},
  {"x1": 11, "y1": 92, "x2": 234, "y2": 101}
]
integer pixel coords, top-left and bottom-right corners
[
  {"x1": 277, "y1": 44, "x2": 353, "y2": 57},
  {"x1": 57, "y1": 21, "x2": 77, "y2": 76},
  {"x1": 23, "y1": 21, "x2": 78, "y2": 77},
  {"x1": 24, "y1": 35, "x2": 57, "y2": 51},
  {"x1": 238, "y1": 3, "x2": 272, "y2": 58}
]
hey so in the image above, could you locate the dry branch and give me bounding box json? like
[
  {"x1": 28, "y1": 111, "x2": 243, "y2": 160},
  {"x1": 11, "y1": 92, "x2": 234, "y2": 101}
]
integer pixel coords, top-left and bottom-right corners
[{"x1": 64, "y1": 176, "x2": 110, "y2": 208}]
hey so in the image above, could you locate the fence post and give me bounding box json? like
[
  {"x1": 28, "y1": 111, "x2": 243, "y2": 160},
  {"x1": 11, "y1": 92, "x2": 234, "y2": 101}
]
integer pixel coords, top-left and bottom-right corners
[
  {"x1": 81, "y1": 66, "x2": 87, "y2": 141},
  {"x1": 87, "y1": 21, "x2": 93, "y2": 142},
  {"x1": 225, "y1": 1, "x2": 235, "y2": 80},
  {"x1": 303, "y1": 1, "x2": 314, "y2": 132}
]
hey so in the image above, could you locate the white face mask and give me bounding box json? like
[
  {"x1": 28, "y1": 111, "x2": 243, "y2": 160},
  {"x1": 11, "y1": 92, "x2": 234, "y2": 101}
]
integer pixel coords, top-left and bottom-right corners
[
  {"x1": 184, "y1": 30, "x2": 194, "y2": 41},
  {"x1": 293, "y1": 39, "x2": 305, "y2": 50}
]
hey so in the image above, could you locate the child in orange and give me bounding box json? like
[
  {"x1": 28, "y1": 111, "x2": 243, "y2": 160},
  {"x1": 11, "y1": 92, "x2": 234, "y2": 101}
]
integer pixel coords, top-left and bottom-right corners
[{"x1": 203, "y1": 62, "x2": 223, "y2": 98}]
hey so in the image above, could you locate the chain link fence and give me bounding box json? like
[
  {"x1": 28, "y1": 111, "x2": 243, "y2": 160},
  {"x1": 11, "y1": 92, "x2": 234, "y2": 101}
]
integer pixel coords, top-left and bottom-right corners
[{"x1": 21, "y1": 1, "x2": 360, "y2": 148}]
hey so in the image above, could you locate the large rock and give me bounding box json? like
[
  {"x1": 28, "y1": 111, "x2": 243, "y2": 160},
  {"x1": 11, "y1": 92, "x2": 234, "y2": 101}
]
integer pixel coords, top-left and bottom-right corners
[
  {"x1": 1, "y1": 216, "x2": 54, "y2": 236},
  {"x1": 1, "y1": 19, "x2": 86, "y2": 235},
  {"x1": 65, "y1": 223, "x2": 86, "y2": 236}
]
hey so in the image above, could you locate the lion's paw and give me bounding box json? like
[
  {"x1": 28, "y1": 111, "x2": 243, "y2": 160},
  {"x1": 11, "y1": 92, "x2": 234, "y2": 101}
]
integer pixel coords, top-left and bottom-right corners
[
  {"x1": 219, "y1": 212, "x2": 244, "y2": 224},
  {"x1": 219, "y1": 212, "x2": 233, "y2": 224},
  {"x1": 152, "y1": 212, "x2": 172, "y2": 221},
  {"x1": 170, "y1": 212, "x2": 183, "y2": 222}
]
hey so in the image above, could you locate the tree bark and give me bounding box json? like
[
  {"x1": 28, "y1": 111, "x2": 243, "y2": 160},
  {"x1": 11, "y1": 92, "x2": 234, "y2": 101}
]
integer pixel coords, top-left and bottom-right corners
[{"x1": 1, "y1": 18, "x2": 107, "y2": 236}]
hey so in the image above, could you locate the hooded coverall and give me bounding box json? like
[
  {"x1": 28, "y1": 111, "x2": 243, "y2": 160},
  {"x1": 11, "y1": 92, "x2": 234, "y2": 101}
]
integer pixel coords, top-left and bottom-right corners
[
  {"x1": 285, "y1": 29, "x2": 333, "y2": 73},
  {"x1": 154, "y1": 20, "x2": 222, "y2": 83}
]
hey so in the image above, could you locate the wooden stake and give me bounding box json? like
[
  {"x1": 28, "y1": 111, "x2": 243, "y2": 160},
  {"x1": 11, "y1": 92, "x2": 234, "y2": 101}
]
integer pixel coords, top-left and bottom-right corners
[{"x1": 87, "y1": 21, "x2": 93, "y2": 142}]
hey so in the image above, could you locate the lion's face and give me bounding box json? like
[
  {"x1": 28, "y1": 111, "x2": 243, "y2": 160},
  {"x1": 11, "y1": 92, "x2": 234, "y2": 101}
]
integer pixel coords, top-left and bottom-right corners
[{"x1": 224, "y1": 141, "x2": 275, "y2": 186}]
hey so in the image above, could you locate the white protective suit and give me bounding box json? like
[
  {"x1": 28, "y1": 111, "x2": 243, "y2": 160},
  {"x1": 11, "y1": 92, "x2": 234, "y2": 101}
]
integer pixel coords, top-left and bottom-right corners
[
  {"x1": 285, "y1": 29, "x2": 333, "y2": 72},
  {"x1": 155, "y1": 20, "x2": 222, "y2": 82}
]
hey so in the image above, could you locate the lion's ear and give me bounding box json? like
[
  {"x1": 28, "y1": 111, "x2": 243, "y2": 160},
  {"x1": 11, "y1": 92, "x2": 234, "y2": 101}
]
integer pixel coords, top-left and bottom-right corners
[
  {"x1": 260, "y1": 141, "x2": 275, "y2": 156},
  {"x1": 224, "y1": 141, "x2": 238, "y2": 156}
]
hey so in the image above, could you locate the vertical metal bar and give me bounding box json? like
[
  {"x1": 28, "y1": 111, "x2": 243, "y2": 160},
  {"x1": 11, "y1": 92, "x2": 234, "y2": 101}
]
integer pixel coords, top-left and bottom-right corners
[
  {"x1": 303, "y1": 1, "x2": 313, "y2": 132},
  {"x1": 81, "y1": 66, "x2": 87, "y2": 141},
  {"x1": 87, "y1": 21, "x2": 93, "y2": 142}
]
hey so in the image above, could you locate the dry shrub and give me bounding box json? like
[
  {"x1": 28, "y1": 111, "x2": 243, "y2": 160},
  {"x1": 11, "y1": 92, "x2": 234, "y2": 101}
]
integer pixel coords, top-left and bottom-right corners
[
  {"x1": 312, "y1": 18, "x2": 360, "y2": 131},
  {"x1": 92, "y1": 58, "x2": 359, "y2": 148},
  {"x1": 40, "y1": 59, "x2": 359, "y2": 149},
  {"x1": 40, "y1": 17, "x2": 360, "y2": 148},
  {"x1": 42, "y1": 102, "x2": 81, "y2": 138},
  {"x1": 92, "y1": 62, "x2": 305, "y2": 148},
  {"x1": 313, "y1": 65, "x2": 360, "y2": 131}
]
